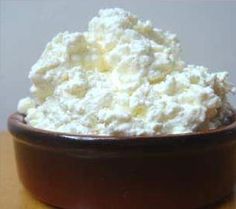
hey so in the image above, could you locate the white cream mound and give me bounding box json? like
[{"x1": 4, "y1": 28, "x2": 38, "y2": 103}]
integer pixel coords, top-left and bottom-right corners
[{"x1": 18, "y1": 8, "x2": 234, "y2": 136}]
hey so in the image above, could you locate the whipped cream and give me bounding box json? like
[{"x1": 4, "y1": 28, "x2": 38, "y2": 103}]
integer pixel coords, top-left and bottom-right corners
[{"x1": 18, "y1": 8, "x2": 234, "y2": 135}]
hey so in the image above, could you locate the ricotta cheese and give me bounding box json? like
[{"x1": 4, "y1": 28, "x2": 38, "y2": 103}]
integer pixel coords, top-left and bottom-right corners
[{"x1": 18, "y1": 8, "x2": 235, "y2": 135}]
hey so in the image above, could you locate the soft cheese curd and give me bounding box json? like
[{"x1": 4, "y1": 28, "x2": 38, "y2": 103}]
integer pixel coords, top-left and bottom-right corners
[{"x1": 18, "y1": 8, "x2": 235, "y2": 135}]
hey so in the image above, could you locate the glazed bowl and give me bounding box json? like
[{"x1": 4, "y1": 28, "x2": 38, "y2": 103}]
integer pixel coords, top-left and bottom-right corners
[{"x1": 8, "y1": 112, "x2": 236, "y2": 209}]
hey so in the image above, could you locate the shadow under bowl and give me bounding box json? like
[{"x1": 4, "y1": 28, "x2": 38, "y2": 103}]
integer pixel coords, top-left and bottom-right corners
[{"x1": 8, "y1": 112, "x2": 236, "y2": 209}]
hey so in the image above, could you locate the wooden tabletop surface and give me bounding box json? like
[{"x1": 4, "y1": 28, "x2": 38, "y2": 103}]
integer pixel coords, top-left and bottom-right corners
[{"x1": 0, "y1": 131, "x2": 236, "y2": 209}]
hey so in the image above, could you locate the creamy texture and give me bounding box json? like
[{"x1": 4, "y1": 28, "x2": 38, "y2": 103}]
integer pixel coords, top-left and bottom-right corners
[{"x1": 18, "y1": 8, "x2": 234, "y2": 135}]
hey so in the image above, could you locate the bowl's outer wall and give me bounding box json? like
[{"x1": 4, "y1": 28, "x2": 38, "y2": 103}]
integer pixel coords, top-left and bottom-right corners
[
  {"x1": 13, "y1": 137, "x2": 236, "y2": 209},
  {"x1": 8, "y1": 113, "x2": 236, "y2": 209}
]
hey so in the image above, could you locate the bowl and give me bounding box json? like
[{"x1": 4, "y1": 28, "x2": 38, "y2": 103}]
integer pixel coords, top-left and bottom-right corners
[{"x1": 8, "y1": 112, "x2": 236, "y2": 209}]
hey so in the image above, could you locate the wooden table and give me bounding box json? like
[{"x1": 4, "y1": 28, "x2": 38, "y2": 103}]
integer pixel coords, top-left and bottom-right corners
[{"x1": 0, "y1": 132, "x2": 236, "y2": 209}]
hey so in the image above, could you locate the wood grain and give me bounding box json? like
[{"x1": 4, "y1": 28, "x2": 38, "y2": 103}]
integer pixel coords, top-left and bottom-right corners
[{"x1": 0, "y1": 132, "x2": 235, "y2": 209}]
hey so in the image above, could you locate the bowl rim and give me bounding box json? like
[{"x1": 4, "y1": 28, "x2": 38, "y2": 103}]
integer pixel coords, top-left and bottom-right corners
[{"x1": 7, "y1": 112, "x2": 236, "y2": 148}]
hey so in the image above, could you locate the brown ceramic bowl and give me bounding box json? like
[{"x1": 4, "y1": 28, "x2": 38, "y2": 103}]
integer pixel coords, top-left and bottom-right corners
[{"x1": 8, "y1": 112, "x2": 236, "y2": 209}]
